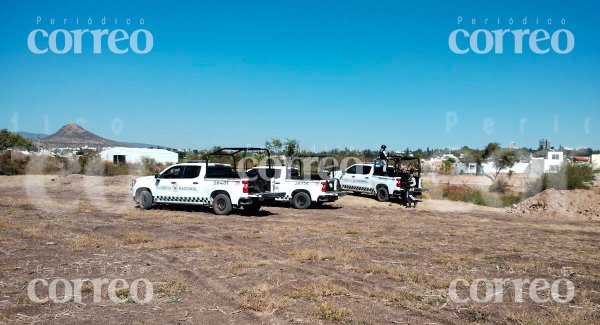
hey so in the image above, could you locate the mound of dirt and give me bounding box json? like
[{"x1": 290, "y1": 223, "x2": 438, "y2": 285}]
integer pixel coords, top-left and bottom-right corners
[{"x1": 505, "y1": 189, "x2": 600, "y2": 219}]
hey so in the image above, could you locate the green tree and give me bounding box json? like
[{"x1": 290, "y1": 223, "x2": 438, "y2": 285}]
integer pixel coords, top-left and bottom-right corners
[
  {"x1": 283, "y1": 139, "x2": 299, "y2": 157},
  {"x1": 0, "y1": 129, "x2": 36, "y2": 151},
  {"x1": 440, "y1": 157, "x2": 456, "y2": 174},
  {"x1": 265, "y1": 138, "x2": 284, "y2": 155}
]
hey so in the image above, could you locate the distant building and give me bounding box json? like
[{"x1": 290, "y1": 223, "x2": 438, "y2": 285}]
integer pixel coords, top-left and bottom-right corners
[
  {"x1": 100, "y1": 147, "x2": 178, "y2": 164},
  {"x1": 539, "y1": 138, "x2": 552, "y2": 150},
  {"x1": 453, "y1": 162, "x2": 477, "y2": 175},
  {"x1": 544, "y1": 150, "x2": 564, "y2": 173},
  {"x1": 591, "y1": 154, "x2": 600, "y2": 170},
  {"x1": 509, "y1": 141, "x2": 517, "y2": 149}
]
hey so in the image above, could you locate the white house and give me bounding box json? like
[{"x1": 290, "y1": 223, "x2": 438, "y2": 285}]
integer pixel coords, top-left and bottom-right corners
[
  {"x1": 544, "y1": 150, "x2": 564, "y2": 173},
  {"x1": 453, "y1": 162, "x2": 477, "y2": 175},
  {"x1": 100, "y1": 147, "x2": 178, "y2": 164},
  {"x1": 591, "y1": 154, "x2": 600, "y2": 171}
]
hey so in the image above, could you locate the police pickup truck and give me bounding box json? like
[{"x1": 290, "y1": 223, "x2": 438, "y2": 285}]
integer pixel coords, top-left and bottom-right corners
[
  {"x1": 246, "y1": 165, "x2": 345, "y2": 209},
  {"x1": 131, "y1": 148, "x2": 285, "y2": 215},
  {"x1": 333, "y1": 156, "x2": 426, "y2": 207}
]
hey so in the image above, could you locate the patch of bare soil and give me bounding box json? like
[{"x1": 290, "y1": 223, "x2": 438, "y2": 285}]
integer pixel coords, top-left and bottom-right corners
[
  {"x1": 0, "y1": 175, "x2": 599, "y2": 324},
  {"x1": 505, "y1": 189, "x2": 600, "y2": 220}
]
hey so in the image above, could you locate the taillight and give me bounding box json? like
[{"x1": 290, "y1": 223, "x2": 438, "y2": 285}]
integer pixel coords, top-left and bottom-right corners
[
  {"x1": 321, "y1": 181, "x2": 327, "y2": 192},
  {"x1": 242, "y1": 180, "x2": 249, "y2": 193},
  {"x1": 396, "y1": 178, "x2": 401, "y2": 188}
]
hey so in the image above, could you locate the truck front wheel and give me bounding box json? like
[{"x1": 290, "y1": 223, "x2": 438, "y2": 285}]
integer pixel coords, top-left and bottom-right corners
[
  {"x1": 213, "y1": 194, "x2": 233, "y2": 215},
  {"x1": 292, "y1": 192, "x2": 311, "y2": 209},
  {"x1": 139, "y1": 190, "x2": 154, "y2": 210},
  {"x1": 376, "y1": 187, "x2": 389, "y2": 202}
]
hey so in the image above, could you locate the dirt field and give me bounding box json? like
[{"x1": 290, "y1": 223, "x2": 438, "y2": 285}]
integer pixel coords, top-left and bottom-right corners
[{"x1": 0, "y1": 175, "x2": 599, "y2": 324}]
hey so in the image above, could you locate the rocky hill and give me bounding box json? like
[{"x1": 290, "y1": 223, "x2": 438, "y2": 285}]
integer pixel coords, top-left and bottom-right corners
[{"x1": 37, "y1": 123, "x2": 128, "y2": 149}]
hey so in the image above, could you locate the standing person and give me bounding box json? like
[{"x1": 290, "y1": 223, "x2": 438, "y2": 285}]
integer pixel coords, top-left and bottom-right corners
[{"x1": 379, "y1": 145, "x2": 388, "y2": 160}]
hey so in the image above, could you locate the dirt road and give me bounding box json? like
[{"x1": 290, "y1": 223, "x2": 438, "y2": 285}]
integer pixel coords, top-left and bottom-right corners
[{"x1": 0, "y1": 175, "x2": 598, "y2": 324}]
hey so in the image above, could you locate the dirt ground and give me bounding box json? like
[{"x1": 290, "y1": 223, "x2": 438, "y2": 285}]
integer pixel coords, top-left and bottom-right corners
[{"x1": 0, "y1": 175, "x2": 598, "y2": 324}]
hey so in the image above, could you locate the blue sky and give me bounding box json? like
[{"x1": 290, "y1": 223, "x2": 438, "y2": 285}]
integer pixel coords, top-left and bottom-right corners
[{"x1": 0, "y1": 0, "x2": 599, "y2": 151}]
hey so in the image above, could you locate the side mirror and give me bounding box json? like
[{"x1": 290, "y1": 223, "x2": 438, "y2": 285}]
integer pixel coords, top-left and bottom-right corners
[{"x1": 154, "y1": 173, "x2": 161, "y2": 179}]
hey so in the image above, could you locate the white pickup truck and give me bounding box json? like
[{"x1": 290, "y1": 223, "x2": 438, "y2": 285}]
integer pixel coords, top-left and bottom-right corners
[
  {"x1": 246, "y1": 166, "x2": 345, "y2": 209},
  {"x1": 333, "y1": 157, "x2": 426, "y2": 207},
  {"x1": 131, "y1": 147, "x2": 286, "y2": 215}
]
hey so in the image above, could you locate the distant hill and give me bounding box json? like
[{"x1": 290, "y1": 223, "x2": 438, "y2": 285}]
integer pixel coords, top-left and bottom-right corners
[
  {"x1": 17, "y1": 131, "x2": 48, "y2": 140},
  {"x1": 36, "y1": 123, "x2": 128, "y2": 149},
  {"x1": 18, "y1": 124, "x2": 165, "y2": 149}
]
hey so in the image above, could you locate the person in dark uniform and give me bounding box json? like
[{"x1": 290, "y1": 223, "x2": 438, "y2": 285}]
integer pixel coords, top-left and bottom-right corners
[{"x1": 379, "y1": 145, "x2": 388, "y2": 160}]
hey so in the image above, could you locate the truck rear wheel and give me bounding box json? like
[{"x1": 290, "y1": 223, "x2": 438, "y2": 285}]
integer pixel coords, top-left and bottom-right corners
[
  {"x1": 213, "y1": 194, "x2": 233, "y2": 215},
  {"x1": 376, "y1": 186, "x2": 389, "y2": 202},
  {"x1": 292, "y1": 192, "x2": 311, "y2": 209},
  {"x1": 139, "y1": 190, "x2": 153, "y2": 210}
]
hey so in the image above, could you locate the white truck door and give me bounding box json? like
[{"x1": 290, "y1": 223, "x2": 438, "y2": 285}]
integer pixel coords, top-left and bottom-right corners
[
  {"x1": 339, "y1": 165, "x2": 358, "y2": 191},
  {"x1": 354, "y1": 165, "x2": 373, "y2": 192},
  {"x1": 154, "y1": 165, "x2": 184, "y2": 201},
  {"x1": 176, "y1": 165, "x2": 206, "y2": 204}
]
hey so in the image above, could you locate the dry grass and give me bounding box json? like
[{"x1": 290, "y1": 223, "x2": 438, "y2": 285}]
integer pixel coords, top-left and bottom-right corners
[
  {"x1": 121, "y1": 231, "x2": 153, "y2": 245},
  {"x1": 369, "y1": 288, "x2": 447, "y2": 310},
  {"x1": 68, "y1": 234, "x2": 112, "y2": 250},
  {"x1": 316, "y1": 301, "x2": 353, "y2": 323},
  {"x1": 238, "y1": 283, "x2": 282, "y2": 313},
  {"x1": 144, "y1": 239, "x2": 208, "y2": 250},
  {"x1": 285, "y1": 282, "x2": 348, "y2": 301},
  {"x1": 506, "y1": 310, "x2": 589, "y2": 325},
  {"x1": 352, "y1": 263, "x2": 448, "y2": 288},
  {"x1": 229, "y1": 258, "x2": 271, "y2": 276},
  {"x1": 0, "y1": 221, "x2": 25, "y2": 230},
  {"x1": 345, "y1": 229, "x2": 359, "y2": 235},
  {"x1": 154, "y1": 279, "x2": 188, "y2": 296},
  {"x1": 288, "y1": 249, "x2": 319, "y2": 262},
  {"x1": 288, "y1": 248, "x2": 363, "y2": 263}
]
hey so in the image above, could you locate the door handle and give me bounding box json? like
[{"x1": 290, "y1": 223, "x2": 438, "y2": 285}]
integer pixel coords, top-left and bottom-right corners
[
  {"x1": 171, "y1": 182, "x2": 176, "y2": 184},
  {"x1": 193, "y1": 182, "x2": 198, "y2": 184},
  {"x1": 351, "y1": 176, "x2": 355, "y2": 178},
  {"x1": 365, "y1": 177, "x2": 369, "y2": 179}
]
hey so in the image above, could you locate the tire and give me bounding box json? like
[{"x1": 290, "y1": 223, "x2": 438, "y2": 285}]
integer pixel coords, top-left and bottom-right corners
[
  {"x1": 243, "y1": 202, "x2": 261, "y2": 213},
  {"x1": 212, "y1": 194, "x2": 233, "y2": 215},
  {"x1": 139, "y1": 190, "x2": 154, "y2": 210},
  {"x1": 376, "y1": 186, "x2": 389, "y2": 202},
  {"x1": 292, "y1": 192, "x2": 311, "y2": 209}
]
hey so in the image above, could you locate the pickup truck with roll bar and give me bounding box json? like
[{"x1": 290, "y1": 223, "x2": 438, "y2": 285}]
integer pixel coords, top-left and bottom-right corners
[
  {"x1": 131, "y1": 147, "x2": 285, "y2": 215},
  {"x1": 245, "y1": 155, "x2": 345, "y2": 209}
]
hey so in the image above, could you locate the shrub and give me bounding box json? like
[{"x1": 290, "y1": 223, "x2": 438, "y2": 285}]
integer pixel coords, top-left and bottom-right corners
[
  {"x1": 442, "y1": 185, "x2": 486, "y2": 205},
  {"x1": 137, "y1": 157, "x2": 165, "y2": 176},
  {"x1": 490, "y1": 178, "x2": 510, "y2": 194},
  {"x1": 0, "y1": 151, "x2": 29, "y2": 175},
  {"x1": 42, "y1": 156, "x2": 68, "y2": 174},
  {"x1": 103, "y1": 162, "x2": 129, "y2": 176},
  {"x1": 525, "y1": 163, "x2": 596, "y2": 198},
  {"x1": 442, "y1": 185, "x2": 522, "y2": 208},
  {"x1": 500, "y1": 194, "x2": 522, "y2": 206}
]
